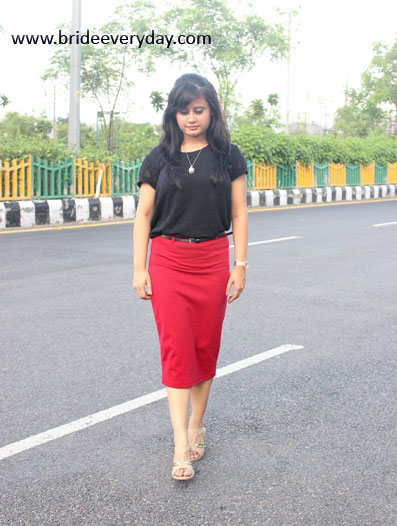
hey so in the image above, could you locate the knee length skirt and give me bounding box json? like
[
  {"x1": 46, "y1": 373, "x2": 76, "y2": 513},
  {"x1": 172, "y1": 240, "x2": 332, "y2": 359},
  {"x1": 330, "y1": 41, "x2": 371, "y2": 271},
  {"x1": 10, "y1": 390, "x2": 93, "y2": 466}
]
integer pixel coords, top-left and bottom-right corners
[{"x1": 148, "y1": 234, "x2": 230, "y2": 388}]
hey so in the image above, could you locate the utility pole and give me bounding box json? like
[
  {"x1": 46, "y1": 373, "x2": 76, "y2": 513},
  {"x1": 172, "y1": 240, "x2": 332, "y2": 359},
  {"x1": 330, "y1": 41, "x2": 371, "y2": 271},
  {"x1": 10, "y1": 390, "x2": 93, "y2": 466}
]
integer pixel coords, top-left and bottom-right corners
[
  {"x1": 67, "y1": 0, "x2": 81, "y2": 151},
  {"x1": 344, "y1": 81, "x2": 349, "y2": 105},
  {"x1": 276, "y1": 7, "x2": 301, "y2": 135},
  {"x1": 285, "y1": 11, "x2": 292, "y2": 134},
  {"x1": 53, "y1": 85, "x2": 56, "y2": 140}
]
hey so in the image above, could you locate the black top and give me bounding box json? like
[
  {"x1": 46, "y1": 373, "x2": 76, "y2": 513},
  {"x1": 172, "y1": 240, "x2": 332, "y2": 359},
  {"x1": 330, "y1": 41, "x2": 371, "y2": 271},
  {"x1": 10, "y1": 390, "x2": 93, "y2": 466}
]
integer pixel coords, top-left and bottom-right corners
[{"x1": 137, "y1": 143, "x2": 248, "y2": 239}]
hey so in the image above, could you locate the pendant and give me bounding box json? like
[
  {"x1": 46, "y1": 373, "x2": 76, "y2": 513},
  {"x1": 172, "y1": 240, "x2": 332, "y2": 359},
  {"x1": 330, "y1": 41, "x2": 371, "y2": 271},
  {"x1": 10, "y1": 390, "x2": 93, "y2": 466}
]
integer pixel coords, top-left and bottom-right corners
[{"x1": 188, "y1": 166, "x2": 195, "y2": 174}]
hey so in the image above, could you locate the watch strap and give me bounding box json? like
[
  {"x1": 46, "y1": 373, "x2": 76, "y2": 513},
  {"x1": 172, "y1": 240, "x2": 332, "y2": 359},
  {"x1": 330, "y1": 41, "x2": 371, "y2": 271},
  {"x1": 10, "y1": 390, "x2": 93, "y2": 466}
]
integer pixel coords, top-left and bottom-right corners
[{"x1": 234, "y1": 260, "x2": 249, "y2": 269}]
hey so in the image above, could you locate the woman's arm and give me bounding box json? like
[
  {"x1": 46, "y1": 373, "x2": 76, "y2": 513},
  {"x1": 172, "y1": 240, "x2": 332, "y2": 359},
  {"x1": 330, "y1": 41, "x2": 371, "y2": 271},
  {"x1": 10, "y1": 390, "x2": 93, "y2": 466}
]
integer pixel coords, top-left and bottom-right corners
[
  {"x1": 226, "y1": 174, "x2": 248, "y2": 304},
  {"x1": 231, "y1": 174, "x2": 248, "y2": 263},
  {"x1": 133, "y1": 183, "x2": 155, "y2": 299},
  {"x1": 133, "y1": 183, "x2": 155, "y2": 269}
]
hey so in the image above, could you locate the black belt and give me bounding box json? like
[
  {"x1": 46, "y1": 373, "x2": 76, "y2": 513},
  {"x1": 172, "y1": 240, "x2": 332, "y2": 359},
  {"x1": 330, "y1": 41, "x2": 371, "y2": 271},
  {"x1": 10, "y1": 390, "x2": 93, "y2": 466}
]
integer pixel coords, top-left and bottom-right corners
[{"x1": 159, "y1": 231, "x2": 233, "y2": 243}]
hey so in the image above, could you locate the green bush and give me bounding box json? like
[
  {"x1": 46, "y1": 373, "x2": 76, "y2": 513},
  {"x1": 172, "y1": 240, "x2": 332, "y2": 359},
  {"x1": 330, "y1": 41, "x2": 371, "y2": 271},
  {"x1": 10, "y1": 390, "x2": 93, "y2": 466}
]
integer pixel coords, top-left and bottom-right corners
[
  {"x1": 1, "y1": 121, "x2": 396, "y2": 166},
  {"x1": 230, "y1": 124, "x2": 397, "y2": 166},
  {"x1": 0, "y1": 136, "x2": 70, "y2": 162},
  {"x1": 68, "y1": 122, "x2": 162, "y2": 162}
]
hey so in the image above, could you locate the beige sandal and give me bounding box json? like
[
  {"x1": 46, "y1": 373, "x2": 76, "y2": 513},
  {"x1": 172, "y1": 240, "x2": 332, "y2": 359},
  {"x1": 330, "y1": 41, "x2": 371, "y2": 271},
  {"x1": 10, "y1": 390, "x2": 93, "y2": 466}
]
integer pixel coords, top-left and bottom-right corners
[
  {"x1": 172, "y1": 447, "x2": 195, "y2": 480},
  {"x1": 188, "y1": 426, "x2": 206, "y2": 462}
]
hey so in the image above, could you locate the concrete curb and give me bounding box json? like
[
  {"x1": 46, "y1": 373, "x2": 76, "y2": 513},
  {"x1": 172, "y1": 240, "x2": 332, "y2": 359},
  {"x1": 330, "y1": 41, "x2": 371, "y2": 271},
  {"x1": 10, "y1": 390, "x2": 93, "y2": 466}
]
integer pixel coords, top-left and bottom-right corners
[
  {"x1": 247, "y1": 184, "x2": 397, "y2": 208},
  {"x1": 1, "y1": 184, "x2": 396, "y2": 229}
]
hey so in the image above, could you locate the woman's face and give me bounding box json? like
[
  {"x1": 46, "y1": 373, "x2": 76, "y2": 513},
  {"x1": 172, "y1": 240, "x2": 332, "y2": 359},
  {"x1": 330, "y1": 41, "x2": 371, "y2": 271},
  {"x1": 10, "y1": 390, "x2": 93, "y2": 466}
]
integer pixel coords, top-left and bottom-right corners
[{"x1": 175, "y1": 97, "x2": 211, "y2": 142}]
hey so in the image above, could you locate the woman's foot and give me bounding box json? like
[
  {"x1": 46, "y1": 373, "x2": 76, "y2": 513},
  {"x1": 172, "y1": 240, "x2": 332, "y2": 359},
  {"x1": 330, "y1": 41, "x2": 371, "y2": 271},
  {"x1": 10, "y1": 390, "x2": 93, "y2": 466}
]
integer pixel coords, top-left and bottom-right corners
[
  {"x1": 172, "y1": 445, "x2": 194, "y2": 479},
  {"x1": 187, "y1": 425, "x2": 206, "y2": 461}
]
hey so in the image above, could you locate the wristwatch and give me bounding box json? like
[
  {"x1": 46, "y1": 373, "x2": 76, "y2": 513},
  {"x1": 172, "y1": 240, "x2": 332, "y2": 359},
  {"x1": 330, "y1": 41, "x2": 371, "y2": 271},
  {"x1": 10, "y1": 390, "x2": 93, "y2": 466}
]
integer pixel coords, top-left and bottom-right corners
[{"x1": 234, "y1": 260, "x2": 249, "y2": 270}]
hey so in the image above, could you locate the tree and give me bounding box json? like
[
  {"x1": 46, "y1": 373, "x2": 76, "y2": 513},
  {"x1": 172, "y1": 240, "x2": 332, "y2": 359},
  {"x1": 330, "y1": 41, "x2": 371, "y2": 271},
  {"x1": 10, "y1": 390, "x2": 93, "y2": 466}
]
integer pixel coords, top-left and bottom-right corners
[
  {"x1": 334, "y1": 88, "x2": 385, "y2": 137},
  {"x1": 362, "y1": 39, "x2": 397, "y2": 131},
  {"x1": 334, "y1": 38, "x2": 397, "y2": 136},
  {"x1": 42, "y1": 2, "x2": 157, "y2": 152},
  {"x1": 0, "y1": 112, "x2": 52, "y2": 138},
  {"x1": 115, "y1": 120, "x2": 162, "y2": 159},
  {"x1": 150, "y1": 91, "x2": 166, "y2": 112},
  {"x1": 0, "y1": 25, "x2": 8, "y2": 107},
  {"x1": 139, "y1": 0, "x2": 289, "y2": 119},
  {"x1": 0, "y1": 95, "x2": 10, "y2": 108},
  {"x1": 233, "y1": 94, "x2": 282, "y2": 130},
  {"x1": 54, "y1": 118, "x2": 96, "y2": 148}
]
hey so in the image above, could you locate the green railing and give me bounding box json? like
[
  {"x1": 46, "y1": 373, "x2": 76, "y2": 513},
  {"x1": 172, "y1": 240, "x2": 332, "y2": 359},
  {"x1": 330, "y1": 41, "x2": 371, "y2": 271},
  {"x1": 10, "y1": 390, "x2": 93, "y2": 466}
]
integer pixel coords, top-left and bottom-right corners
[
  {"x1": 112, "y1": 159, "x2": 143, "y2": 196},
  {"x1": 32, "y1": 156, "x2": 74, "y2": 199},
  {"x1": 246, "y1": 159, "x2": 254, "y2": 188},
  {"x1": 345, "y1": 164, "x2": 361, "y2": 186},
  {"x1": 374, "y1": 163, "x2": 388, "y2": 184},
  {"x1": 314, "y1": 162, "x2": 329, "y2": 186},
  {"x1": 276, "y1": 161, "x2": 297, "y2": 189}
]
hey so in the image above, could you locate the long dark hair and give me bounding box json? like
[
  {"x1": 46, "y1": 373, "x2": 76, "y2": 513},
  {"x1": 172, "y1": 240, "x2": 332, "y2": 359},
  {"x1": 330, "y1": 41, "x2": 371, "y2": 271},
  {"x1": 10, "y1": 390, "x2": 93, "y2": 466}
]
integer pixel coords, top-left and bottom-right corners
[{"x1": 158, "y1": 73, "x2": 232, "y2": 189}]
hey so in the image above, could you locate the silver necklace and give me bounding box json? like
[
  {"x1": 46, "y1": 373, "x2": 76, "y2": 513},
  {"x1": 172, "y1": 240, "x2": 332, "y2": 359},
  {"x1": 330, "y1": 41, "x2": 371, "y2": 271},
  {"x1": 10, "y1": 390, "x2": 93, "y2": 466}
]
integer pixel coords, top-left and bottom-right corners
[{"x1": 183, "y1": 146, "x2": 204, "y2": 174}]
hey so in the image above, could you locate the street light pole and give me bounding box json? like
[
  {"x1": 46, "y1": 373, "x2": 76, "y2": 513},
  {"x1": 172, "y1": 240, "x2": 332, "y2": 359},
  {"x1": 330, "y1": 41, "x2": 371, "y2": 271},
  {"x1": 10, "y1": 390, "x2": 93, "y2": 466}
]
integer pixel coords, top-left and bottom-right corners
[
  {"x1": 67, "y1": 0, "x2": 81, "y2": 152},
  {"x1": 277, "y1": 7, "x2": 301, "y2": 135},
  {"x1": 285, "y1": 11, "x2": 291, "y2": 134}
]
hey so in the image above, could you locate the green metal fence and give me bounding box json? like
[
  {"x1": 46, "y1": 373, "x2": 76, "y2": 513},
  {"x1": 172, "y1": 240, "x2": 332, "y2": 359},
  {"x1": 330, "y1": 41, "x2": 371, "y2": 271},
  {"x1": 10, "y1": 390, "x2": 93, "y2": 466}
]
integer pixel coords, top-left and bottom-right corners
[
  {"x1": 246, "y1": 159, "x2": 254, "y2": 189},
  {"x1": 313, "y1": 162, "x2": 330, "y2": 187},
  {"x1": 374, "y1": 163, "x2": 387, "y2": 184},
  {"x1": 32, "y1": 156, "x2": 74, "y2": 199},
  {"x1": 345, "y1": 163, "x2": 361, "y2": 185},
  {"x1": 276, "y1": 161, "x2": 297, "y2": 189},
  {"x1": 112, "y1": 159, "x2": 143, "y2": 196}
]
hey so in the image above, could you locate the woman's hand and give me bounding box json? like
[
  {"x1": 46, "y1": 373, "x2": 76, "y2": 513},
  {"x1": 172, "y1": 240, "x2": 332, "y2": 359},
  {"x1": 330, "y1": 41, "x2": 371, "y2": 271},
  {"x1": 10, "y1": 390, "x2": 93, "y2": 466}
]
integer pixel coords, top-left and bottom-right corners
[
  {"x1": 133, "y1": 268, "x2": 153, "y2": 300},
  {"x1": 225, "y1": 266, "x2": 246, "y2": 304}
]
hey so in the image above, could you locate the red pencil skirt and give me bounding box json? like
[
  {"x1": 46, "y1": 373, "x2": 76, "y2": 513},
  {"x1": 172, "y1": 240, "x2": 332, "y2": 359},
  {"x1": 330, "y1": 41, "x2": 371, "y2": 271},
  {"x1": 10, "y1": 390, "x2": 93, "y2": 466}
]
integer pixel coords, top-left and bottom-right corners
[{"x1": 148, "y1": 234, "x2": 230, "y2": 388}]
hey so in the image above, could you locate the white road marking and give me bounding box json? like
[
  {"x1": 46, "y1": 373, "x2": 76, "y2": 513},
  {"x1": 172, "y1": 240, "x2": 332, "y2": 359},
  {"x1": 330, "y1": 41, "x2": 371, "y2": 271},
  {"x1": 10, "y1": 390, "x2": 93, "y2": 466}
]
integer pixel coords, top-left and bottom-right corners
[
  {"x1": 0, "y1": 344, "x2": 304, "y2": 461},
  {"x1": 216, "y1": 344, "x2": 304, "y2": 377},
  {"x1": 230, "y1": 236, "x2": 302, "y2": 248},
  {"x1": 372, "y1": 221, "x2": 397, "y2": 227}
]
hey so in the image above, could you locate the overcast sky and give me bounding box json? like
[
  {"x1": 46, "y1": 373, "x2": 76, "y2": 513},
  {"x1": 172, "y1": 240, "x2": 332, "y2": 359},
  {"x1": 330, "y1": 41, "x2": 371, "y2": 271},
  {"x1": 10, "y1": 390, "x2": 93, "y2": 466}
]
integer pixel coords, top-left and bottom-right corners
[{"x1": 1, "y1": 0, "x2": 396, "y2": 130}]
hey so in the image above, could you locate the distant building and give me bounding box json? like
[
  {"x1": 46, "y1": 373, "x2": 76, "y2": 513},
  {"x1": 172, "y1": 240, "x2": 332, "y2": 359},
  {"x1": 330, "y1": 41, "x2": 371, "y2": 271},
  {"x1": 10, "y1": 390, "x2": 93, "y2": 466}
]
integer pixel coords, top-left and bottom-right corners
[
  {"x1": 383, "y1": 116, "x2": 397, "y2": 135},
  {"x1": 288, "y1": 121, "x2": 327, "y2": 136},
  {"x1": 307, "y1": 123, "x2": 325, "y2": 136}
]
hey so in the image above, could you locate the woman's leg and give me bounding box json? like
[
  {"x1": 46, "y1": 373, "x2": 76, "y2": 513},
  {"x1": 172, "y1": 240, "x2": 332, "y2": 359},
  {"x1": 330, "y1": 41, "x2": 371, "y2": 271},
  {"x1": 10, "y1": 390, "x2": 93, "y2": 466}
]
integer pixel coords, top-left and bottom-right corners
[
  {"x1": 188, "y1": 377, "x2": 213, "y2": 459},
  {"x1": 166, "y1": 386, "x2": 192, "y2": 477}
]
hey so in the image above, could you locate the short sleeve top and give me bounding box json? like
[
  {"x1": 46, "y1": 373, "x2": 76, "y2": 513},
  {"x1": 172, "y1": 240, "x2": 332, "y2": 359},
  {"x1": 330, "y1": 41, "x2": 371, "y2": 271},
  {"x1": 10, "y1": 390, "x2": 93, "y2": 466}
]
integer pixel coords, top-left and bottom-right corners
[{"x1": 137, "y1": 143, "x2": 248, "y2": 239}]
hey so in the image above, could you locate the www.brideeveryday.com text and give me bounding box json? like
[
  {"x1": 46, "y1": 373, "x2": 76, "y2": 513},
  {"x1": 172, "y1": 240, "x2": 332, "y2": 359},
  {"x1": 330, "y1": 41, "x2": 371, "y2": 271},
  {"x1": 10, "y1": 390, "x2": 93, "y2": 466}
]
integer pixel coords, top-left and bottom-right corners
[{"x1": 11, "y1": 29, "x2": 211, "y2": 48}]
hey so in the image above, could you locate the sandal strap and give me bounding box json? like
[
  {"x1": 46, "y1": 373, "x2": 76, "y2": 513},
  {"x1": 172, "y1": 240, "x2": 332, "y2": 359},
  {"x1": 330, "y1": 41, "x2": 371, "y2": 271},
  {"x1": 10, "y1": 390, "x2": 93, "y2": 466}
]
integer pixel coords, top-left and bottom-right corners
[
  {"x1": 193, "y1": 443, "x2": 205, "y2": 448},
  {"x1": 189, "y1": 426, "x2": 206, "y2": 442},
  {"x1": 172, "y1": 458, "x2": 194, "y2": 477},
  {"x1": 173, "y1": 459, "x2": 192, "y2": 466},
  {"x1": 173, "y1": 448, "x2": 193, "y2": 468}
]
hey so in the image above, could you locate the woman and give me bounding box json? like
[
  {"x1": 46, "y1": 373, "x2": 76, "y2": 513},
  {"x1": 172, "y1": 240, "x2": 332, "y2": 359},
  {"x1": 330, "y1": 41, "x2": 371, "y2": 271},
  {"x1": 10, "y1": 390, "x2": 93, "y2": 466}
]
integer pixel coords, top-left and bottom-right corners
[{"x1": 133, "y1": 73, "x2": 249, "y2": 480}]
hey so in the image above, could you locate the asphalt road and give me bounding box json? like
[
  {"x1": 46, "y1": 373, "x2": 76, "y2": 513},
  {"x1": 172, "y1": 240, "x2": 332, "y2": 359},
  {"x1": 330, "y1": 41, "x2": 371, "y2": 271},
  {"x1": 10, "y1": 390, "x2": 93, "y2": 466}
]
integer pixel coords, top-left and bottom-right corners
[{"x1": 1, "y1": 200, "x2": 396, "y2": 526}]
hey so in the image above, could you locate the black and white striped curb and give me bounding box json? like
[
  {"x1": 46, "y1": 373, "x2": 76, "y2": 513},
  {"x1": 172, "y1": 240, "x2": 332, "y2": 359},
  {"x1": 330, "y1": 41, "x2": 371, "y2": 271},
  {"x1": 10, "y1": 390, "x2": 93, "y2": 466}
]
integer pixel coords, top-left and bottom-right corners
[
  {"x1": 1, "y1": 184, "x2": 396, "y2": 229},
  {"x1": 0, "y1": 195, "x2": 138, "y2": 229},
  {"x1": 247, "y1": 184, "x2": 397, "y2": 208}
]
